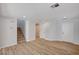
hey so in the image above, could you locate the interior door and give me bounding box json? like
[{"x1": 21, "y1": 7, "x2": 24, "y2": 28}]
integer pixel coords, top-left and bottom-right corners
[{"x1": 62, "y1": 22, "x2": 73, "y2": 42}]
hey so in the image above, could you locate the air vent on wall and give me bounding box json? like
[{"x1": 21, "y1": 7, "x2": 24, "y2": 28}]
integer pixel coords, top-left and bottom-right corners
[{"x1": 50, "y1": 3, "x2": 60, "y2": 8}]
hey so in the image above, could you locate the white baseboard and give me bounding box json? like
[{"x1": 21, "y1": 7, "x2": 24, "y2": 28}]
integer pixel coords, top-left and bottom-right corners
[
  {"x1": 26, "y1": 39, "x2": 35, "y2": 42},
  {"x1": 43, "y1": 38, "x2": 79, "y2": 45},
  {"x1": 0, "y1": 42, "x2": 17, "y2": 48}
]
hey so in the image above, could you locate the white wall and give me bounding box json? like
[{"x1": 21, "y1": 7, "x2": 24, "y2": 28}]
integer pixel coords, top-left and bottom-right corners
[
  {"x1": 0, "y1": 17, "x2": 17, "y2": 48},
  {"x1": 1, "y1": 3, "x2": 79, "y2": 43},
  {"x1": 1, "y1": 3, "x2": 79, "y2": 25},
  {"x1": 1, "y1": 3, "x2": 79, "y2": 24},
  {"x1": 1, "y1": 3, "x2": 79, "y2": 20}
]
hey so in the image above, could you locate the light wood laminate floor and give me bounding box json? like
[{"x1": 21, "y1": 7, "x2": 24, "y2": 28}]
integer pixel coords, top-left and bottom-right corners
[{"x1": 0, "y1": 27, "x2": 79, "y2": 55}]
